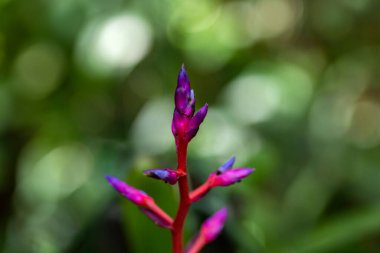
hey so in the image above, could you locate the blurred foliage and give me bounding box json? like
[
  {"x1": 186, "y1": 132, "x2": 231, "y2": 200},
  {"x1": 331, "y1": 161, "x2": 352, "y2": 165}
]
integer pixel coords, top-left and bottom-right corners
[{"x1": 1, "y1": 0, "x2": 380, "y2": 252}]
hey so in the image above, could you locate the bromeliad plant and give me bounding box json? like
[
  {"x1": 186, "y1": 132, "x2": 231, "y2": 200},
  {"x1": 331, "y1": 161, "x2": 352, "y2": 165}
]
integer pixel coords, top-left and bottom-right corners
[{"x1": 106, "y1": 65, "x2": 254, "y2": 253}]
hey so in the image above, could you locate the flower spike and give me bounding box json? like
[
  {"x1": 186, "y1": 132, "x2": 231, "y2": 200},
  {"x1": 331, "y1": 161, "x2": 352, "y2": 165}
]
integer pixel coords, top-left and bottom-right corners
[
  {"x1": 144, "y1": 168, "x2": 184, "y2": 185},
  {"x1": 172, "y1": 65, "x2": 207, "y2": 143},
  {"x1": 106, "y1": 65, "x2": 256, "y2": 252}
]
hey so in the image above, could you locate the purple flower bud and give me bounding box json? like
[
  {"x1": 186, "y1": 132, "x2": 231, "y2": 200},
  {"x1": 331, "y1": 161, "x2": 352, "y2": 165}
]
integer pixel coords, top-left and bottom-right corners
[
  {"x1": 175, "y1": 65, "x2": 193, "y2": 115},
  {"x1": 185, "y1": 103, "x2": 208, "y2": 141},
  {"x1": 172, "y1": 65, "x2": 208, "y2": 142},
  {"x1": 217, "y1": 156, "x2": 236, "y2": 174},
  {"x1": 211, "y1": 168, "x2": 254, "y2": 187},
  {"x1": 106, "y1": 176, "x2": 152, "y2": 206},
  {"x1": 144, "y1": 168, "x2": 181, "y2": 185},
  {"x1": 140, "y1": 207, "x2": 173, "y2": 228},
  {"x1": 201, "y1": 208, "x2": 228, "y2": 242}
]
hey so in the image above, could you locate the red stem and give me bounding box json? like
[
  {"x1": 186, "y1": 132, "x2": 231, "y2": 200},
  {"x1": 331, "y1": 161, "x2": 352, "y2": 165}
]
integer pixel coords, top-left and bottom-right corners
[{"x1": 171, "y1": 139, "x2": 191, "y2": 253}]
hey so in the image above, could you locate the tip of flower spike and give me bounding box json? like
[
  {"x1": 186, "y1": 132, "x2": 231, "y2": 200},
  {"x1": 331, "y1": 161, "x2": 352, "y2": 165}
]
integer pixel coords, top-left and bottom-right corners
[
  {"x1": 143, "y1": 168, "x2": 180, "y2": 185},
  {"x1": 178, "y1": 65, "x2": 189, "y2": 85},
  {"x1": 201, "y1": 208, "x2": 228, "y2": 243},
  {"x1": 175, "y1": 65, "x2": 192, "y2": 114},
  {"x1": 217, "y1": 156, "x2": 236, "y2": 174}
]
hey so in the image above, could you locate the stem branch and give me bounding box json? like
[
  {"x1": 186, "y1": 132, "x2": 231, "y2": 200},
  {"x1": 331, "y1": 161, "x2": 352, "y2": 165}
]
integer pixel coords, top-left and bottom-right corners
[{"x1": 189, "y1": 181, "x2": 211, "y2": 203}]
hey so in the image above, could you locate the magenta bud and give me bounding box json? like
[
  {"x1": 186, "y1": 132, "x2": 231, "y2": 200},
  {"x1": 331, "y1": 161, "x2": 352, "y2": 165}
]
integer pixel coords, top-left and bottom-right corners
[
  {"x1": 217, "y1": 156, "x2": 236, "y2": 174},
  {"x1": 185, "y1": 103, "x2": 208, "y2": 141},
  {"x1": 140, "y1": 208, "x2": 173, "y2": 228},
  {"x1": 211, "y1": 168, "x2": 254, "y2": 187},
  {"x1": 201, "y1": 208, "x2": 228, "y2": 242},
  {"x1": 106, "y1": 176, "x2": 152, "y2": 206},
  {"x1": 171, "y1": 109, "x2": 187, "y2": 137},
  {"x1": 143, "y1": 168, "x2": 180, "y2": 185}
]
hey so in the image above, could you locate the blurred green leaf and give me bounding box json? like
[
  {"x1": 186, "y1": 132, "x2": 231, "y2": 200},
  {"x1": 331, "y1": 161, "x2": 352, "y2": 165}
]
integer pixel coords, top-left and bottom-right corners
[
  {"x1": 122, "y1": 168, "x2": 177, "y2": 253},
  {"x1": 293, "y1": 206, "x2": 380, "y2": 253}
]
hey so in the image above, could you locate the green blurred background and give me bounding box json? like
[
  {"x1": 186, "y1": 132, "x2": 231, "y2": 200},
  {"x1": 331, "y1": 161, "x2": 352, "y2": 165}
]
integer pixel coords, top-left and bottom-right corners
[{"x1": 1, "y1": 0, "x2": 380, "y2": 252}]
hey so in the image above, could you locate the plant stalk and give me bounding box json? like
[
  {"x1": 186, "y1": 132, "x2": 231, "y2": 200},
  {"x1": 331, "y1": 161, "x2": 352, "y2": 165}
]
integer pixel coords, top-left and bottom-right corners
[{"x1": 171, "y1": 139, "x2": 191, "y2": 253}]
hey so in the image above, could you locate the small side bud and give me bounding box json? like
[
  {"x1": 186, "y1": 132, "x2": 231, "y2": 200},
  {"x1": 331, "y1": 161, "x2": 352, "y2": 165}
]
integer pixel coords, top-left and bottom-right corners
[
  {"x1": 201, "y1": 208, "x2": 228, "y2": 243},
  {"x1": 106, "y1": 176, "x2": 152, "y2": 206},
  {"x1": 211, "y1": 168, "x2": 254, "y2": 187},
  {"x1": 106, "y1": 176, "x2": 174, "y2": 230},
  {"x1": 185, "y1": 103, "x2": 208, "y2": 141},
  {"x1": 143, "y1": 168, "x2": 182, "y2": 185}
]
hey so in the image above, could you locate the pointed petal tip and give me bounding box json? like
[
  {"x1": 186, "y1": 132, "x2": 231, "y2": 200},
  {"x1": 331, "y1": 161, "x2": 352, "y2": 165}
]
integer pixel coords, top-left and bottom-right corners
[
  {"x1": 178, "y1": 65, "x2": 189, "y2": 83},
  {"x1": 143, "y1": 169, "x2": 156, "y2": 177},
  {"x1": 197, "y1": 103, "x2": 209, "y2": 117},
  {"x1": 242, "y1": 167, "x2": 255, "y2": 176},
  {"x1": 144, "y1": 169, "x2": 165, "y2": 178},
  {"x1": 214, "y1": 207, "x2": 228, "y2": 222},
  {"x1": 200, "y1": 103, "x2": 209, "y2": 115},
  {"x1": 219, "y1": 207, "x2": 228, "y2": 215},
  {"x1": 105, "y1": 176, "x2": 129, "y2": 196},
  {"x1": 217, "y1": 156, "x2": 236, "y2": 173},
  {"x1": 201, "y1": 207, "x2": 229, "y2": 242},
  {"x1": 105, "y1": 175, "x2": 119, "y2": 186}
]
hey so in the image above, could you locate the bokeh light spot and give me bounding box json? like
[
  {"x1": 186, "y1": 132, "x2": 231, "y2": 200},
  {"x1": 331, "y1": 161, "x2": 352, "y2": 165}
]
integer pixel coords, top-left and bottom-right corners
[
  {"x1": 130, "y1": 98, "x2": 173, "y2": 155},
  {"x1": 247, "y1": 0, "x2": 298, "y2": 41},
  {"x1": 348, "y1": 101, "x2": 380, "y2": 148},
  {"x1": 76, "y1": 14, "x2": 152, "y2": 77},
  {"x1": 18, "y1": 143, "x2": 94, "y2": 203},
  {"x1": 12, "y1": 43, "x2": 65, "y2": 99},
  {"x1": 191, "y1": 108, "x2": 262, "y2": 163},
  {"x1": 223, "y1": 74, "x2": 281, "y2": 124}
]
